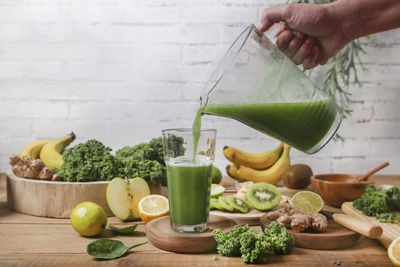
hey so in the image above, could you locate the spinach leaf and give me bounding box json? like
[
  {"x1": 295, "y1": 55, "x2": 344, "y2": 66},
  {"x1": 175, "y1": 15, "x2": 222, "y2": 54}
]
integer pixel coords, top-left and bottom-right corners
[{"x1": 87, "y1": 239, "x2": 148, "y2": 260}]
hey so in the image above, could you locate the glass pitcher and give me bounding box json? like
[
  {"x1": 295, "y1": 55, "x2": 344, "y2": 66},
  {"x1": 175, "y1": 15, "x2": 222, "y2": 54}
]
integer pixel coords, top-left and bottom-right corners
[{"x1": 200, "y1": 24, "x2": 342, "y2": 154}]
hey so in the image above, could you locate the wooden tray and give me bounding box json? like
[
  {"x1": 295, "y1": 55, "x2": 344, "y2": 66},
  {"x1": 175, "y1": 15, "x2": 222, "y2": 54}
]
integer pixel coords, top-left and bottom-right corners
[
  {"x1": 260, "y1": 215, "x2": 362, "y2": 250},
  {"x1": 6, "y1": 171, "x2": 167, "y2": 218},
  {"x1": 342, "y1": 202, "x2": 400, "y2": 248},
  {"x1": 145, "y1": 214, "x2": 236, "y2": 253}
]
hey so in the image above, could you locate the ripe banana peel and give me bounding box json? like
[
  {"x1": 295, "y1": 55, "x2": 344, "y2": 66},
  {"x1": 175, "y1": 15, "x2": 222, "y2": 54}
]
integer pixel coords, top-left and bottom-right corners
[
  {"x1": 226, "y1": 164, "x2": 246, "y2": 182},
  {"x1": 40, "y1": 132, "x2": 76, "y2": 169},
  {"x1": 228, "y1": 144, "x2": 291, "y2": 185},
  {"x1": 20, "y1": 139, "x2": 52, "y2": 159},
  {"x1": 223, "y1": 142, "x2": 283, "y2": 170}
]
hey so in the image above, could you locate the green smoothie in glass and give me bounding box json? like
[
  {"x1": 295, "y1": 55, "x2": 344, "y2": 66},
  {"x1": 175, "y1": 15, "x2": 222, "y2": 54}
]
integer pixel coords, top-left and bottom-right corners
[
  {"x1": 166, "y1": 156, "x2": 212, "y2": 226},
  {"x1": 162, "y1": 128, "x2": 216, "y2": 233}
]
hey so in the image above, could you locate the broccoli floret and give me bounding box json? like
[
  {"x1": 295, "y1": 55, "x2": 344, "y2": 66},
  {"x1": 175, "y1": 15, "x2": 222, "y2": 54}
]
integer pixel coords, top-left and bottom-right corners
[{"x1": 57, "y1": 139, "x2": 119, "y2": 182}]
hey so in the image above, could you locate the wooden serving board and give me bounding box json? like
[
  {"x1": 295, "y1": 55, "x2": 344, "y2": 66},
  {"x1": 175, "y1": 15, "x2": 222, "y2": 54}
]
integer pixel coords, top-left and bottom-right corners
[
  {"x1": 342, "y1": 202, "x2": 400, "y2": 248},
  {"x1": 260, "y1": 215, "x2": 362, "y2": 250},
  {"x1": 6, "y1": 171, "x2": 168, "y2": 219},
  {"x1": 6, "y1": 171, "x2": 113, "y2": 218},
  {"x1": 145, "y1": 214, "x2": 236, "y2": 253}
]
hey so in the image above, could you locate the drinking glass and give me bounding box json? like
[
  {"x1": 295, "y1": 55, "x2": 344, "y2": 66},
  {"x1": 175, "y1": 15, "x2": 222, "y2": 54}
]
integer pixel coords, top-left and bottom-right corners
[{"x1": 162, "y1": 128, "x2": 217, "y2": 233}]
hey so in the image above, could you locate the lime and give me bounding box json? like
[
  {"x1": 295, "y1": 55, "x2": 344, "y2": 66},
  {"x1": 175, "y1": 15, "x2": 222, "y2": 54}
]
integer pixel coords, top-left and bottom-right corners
[
  {"x1": 289, "y1": 191, "x2": 324, "y2": 213},
  {"x1": 211, "y1": 166, "x2": 222, "y2": 184},
  {"x1": 211, "y1": 184, "x2": 225, "y2": 198},
  {"x1": 70, "y1": 202, "x2": 108, "y2": 237}
]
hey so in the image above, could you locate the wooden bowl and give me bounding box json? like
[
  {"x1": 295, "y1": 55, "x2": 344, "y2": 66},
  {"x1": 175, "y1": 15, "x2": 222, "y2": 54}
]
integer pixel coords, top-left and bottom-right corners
[
  {"x1": 6, "y1": 171, "x2": 168, "y2": 218},
  {"x1": 310, "y1": 174, "x2": 373, "y2": 207}
]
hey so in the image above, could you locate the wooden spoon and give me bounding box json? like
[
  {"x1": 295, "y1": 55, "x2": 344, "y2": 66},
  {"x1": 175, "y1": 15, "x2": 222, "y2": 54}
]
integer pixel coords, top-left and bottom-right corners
[{"x1": 353, "y1": 162, "x2": 389, "y2": 183}]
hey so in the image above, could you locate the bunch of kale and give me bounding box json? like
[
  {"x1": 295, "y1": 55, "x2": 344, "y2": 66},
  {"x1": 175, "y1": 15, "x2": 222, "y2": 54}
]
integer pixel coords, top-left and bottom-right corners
[
  {"x1": 353, "y1": 185, "x2": 400, "y2": 224},
  {"x1": 58, "y1": 137, "x2": 175, "y2": 185},
  {"x1": 213, "y1": 222, "x2": 295, "y2": 264},
  {"x1": 115, "y1": 137, "x2": 167, "y2": 186},
  {"x1": 57, "y1": 139, "x2": 119, "y2": 182}
]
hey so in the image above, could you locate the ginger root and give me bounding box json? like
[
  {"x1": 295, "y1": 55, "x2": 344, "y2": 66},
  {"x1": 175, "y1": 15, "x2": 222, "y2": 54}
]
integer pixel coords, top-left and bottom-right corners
[{"x1": 9, "y1": 154, "x2": 56, "y2": 181}]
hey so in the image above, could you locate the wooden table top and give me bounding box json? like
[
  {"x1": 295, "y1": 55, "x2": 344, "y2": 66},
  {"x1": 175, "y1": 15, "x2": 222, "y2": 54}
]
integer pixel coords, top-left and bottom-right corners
[{"x1": 0, "y1": 173, "x2": 398, "y2": 266}]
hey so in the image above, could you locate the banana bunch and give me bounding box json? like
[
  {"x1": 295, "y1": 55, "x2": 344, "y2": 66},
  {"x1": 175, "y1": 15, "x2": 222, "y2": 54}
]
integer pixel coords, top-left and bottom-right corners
[
  {"x1": 224, "y1": 142, "x2": 291, "y2": 185},
  {"x1": 40, "y1": 132, "x2": 76, "y2": 168},
  {"x1": 19, "y1": 132, "x2": 75, "y2": 168}
]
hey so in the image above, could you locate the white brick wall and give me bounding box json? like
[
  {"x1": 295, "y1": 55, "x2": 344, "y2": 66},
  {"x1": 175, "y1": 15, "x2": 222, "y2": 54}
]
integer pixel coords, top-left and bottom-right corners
[{"x1": 1, "y1": 0, "x2": 400, "y2": 177}]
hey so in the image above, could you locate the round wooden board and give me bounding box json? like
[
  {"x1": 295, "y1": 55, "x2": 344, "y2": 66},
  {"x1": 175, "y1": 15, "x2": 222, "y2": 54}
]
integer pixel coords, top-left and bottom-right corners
[
  {"x1": 6, "y1": 171, "x2": 167, "y2": 218},
  {"x1": 146, "y1": 214, "x2": 236, "y2": 253},
  {"x1": 260, "y1": 215, "x2": 363, "y2": 250}
]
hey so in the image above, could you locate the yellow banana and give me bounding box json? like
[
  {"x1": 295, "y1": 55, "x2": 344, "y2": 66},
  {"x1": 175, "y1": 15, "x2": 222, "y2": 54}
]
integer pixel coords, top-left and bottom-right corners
[
  {"x1": 234, "y1": 144, "x2": 291, "y2": 185},
  {"x1": 226, "y1": 164, "x2": 246, "y2": 182},
  {"x1": 20, "y1": 139, "x2": 52, "y2": 159},
  {"x1": 40, "y1": 132, "x2": 76, "y2": 169},
  {"x1": 223, "y1": 142, "x2": 283, "y2": 170}
]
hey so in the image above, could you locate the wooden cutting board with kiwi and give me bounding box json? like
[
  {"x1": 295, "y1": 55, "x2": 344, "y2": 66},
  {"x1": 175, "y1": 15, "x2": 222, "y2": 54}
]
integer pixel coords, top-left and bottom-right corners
[{"x1": 210, "y1": 182, "x2": 285, "y2": 225}]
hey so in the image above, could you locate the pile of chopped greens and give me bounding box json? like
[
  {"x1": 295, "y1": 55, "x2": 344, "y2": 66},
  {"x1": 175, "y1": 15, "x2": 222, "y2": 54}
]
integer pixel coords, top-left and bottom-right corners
[
  {"x1": 213, "y1": 222, "x2": 295, "y2": 264},
  {"x1": 57, "y1": 137, "x2": 181, "y2": 185},
  {"x1": 353, "y1": 185, "x2": 400, "y2": 224}
]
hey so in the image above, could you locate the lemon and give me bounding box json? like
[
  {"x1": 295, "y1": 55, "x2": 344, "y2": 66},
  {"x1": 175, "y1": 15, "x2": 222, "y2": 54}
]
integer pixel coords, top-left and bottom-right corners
[
  {"x1": 70, "y1": 202, "x2": 108, "y2": 237},
  {"x1": 211, "y1": 166, "x2": 222, "y2": 184},
  {"x1": 138, "y1": 195, "x2": 169, "y2": 223},
  {"x1": 388, "y1": 236, "x2": 400, "y2": 266},
  {"x1": 211, "y1": 184, "x2": 225, "y2": 198},
  {"x1": 289, "y1": 191, "x2": 324, "y2": 213}
]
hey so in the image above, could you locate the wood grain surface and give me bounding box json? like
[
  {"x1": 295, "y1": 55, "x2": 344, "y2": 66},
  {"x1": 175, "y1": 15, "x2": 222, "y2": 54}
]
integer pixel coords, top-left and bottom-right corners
[
  {"x1": 342, "y1": 201, "x2": 400, "y2": 248},
  {"x1": 0, "y1": 173, "x2": 395, "y2": 266},
  {"x1": 260, "y1": 215, "x2": 363, "y2": 250},
  {"x1": 146, "y1": 215, "x2": 236, "y2": 253}
]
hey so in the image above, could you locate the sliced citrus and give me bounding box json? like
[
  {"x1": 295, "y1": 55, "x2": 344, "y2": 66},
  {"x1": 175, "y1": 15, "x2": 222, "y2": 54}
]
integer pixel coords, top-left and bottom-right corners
[
  {"x1": 211, "y1": 184, "x2": 225, "y2": 198},
  {"x1": 289, "y1": 191, "x2": 324, "y2": 213},
  {"x1": 138, "y1": 195, "x2": 169, "y2": 223},
  {"x1": 388, "y1": 236, "x2": 400, "y2": 266}
]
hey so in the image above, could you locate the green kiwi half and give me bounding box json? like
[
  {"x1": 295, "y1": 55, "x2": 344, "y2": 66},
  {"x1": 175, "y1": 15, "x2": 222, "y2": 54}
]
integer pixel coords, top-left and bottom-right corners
[
  {"x1": 246, "y1": 182, "x2": 281, "y2": 211},
  {"x1": 226, "y1": 195, "x2": 249, "y2": 213}
]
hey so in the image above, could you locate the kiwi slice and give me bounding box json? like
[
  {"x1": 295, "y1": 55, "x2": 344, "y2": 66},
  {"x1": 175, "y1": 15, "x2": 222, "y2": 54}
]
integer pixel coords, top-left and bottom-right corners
[
  {"x1": 218, "y1": 196, "x2": 235, "y2": 212},
  {"x1": 246, "y1": 182, "x2": 281, "y2": 211},
  {"x1": 210, "y1": 197, "x2": 218, "y2": 210},
  {"x1": 226, "y1": 195, "x2": 249, "y2": 213}
]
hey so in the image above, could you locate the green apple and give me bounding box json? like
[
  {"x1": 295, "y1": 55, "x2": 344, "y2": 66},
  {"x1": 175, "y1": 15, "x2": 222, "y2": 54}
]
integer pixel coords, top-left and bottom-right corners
[
  {"x1": 106, "y1": 177, "x2": 150, "y2": 221},
  {"x1": 70, "y1": 201, "x2": 108, "y2": 237},
  {"x1": 211, "y1": 166, "x2": 222, "y2": 184}
]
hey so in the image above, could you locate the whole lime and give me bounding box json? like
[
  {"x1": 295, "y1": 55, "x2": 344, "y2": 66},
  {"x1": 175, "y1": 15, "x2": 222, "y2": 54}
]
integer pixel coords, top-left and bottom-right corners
[
  {"x1": 211, "y1": 166, "x2": 222, "y2": 184},
  {"x1": 70, "y1": 202, "x2": 108, "y2": 237}
]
